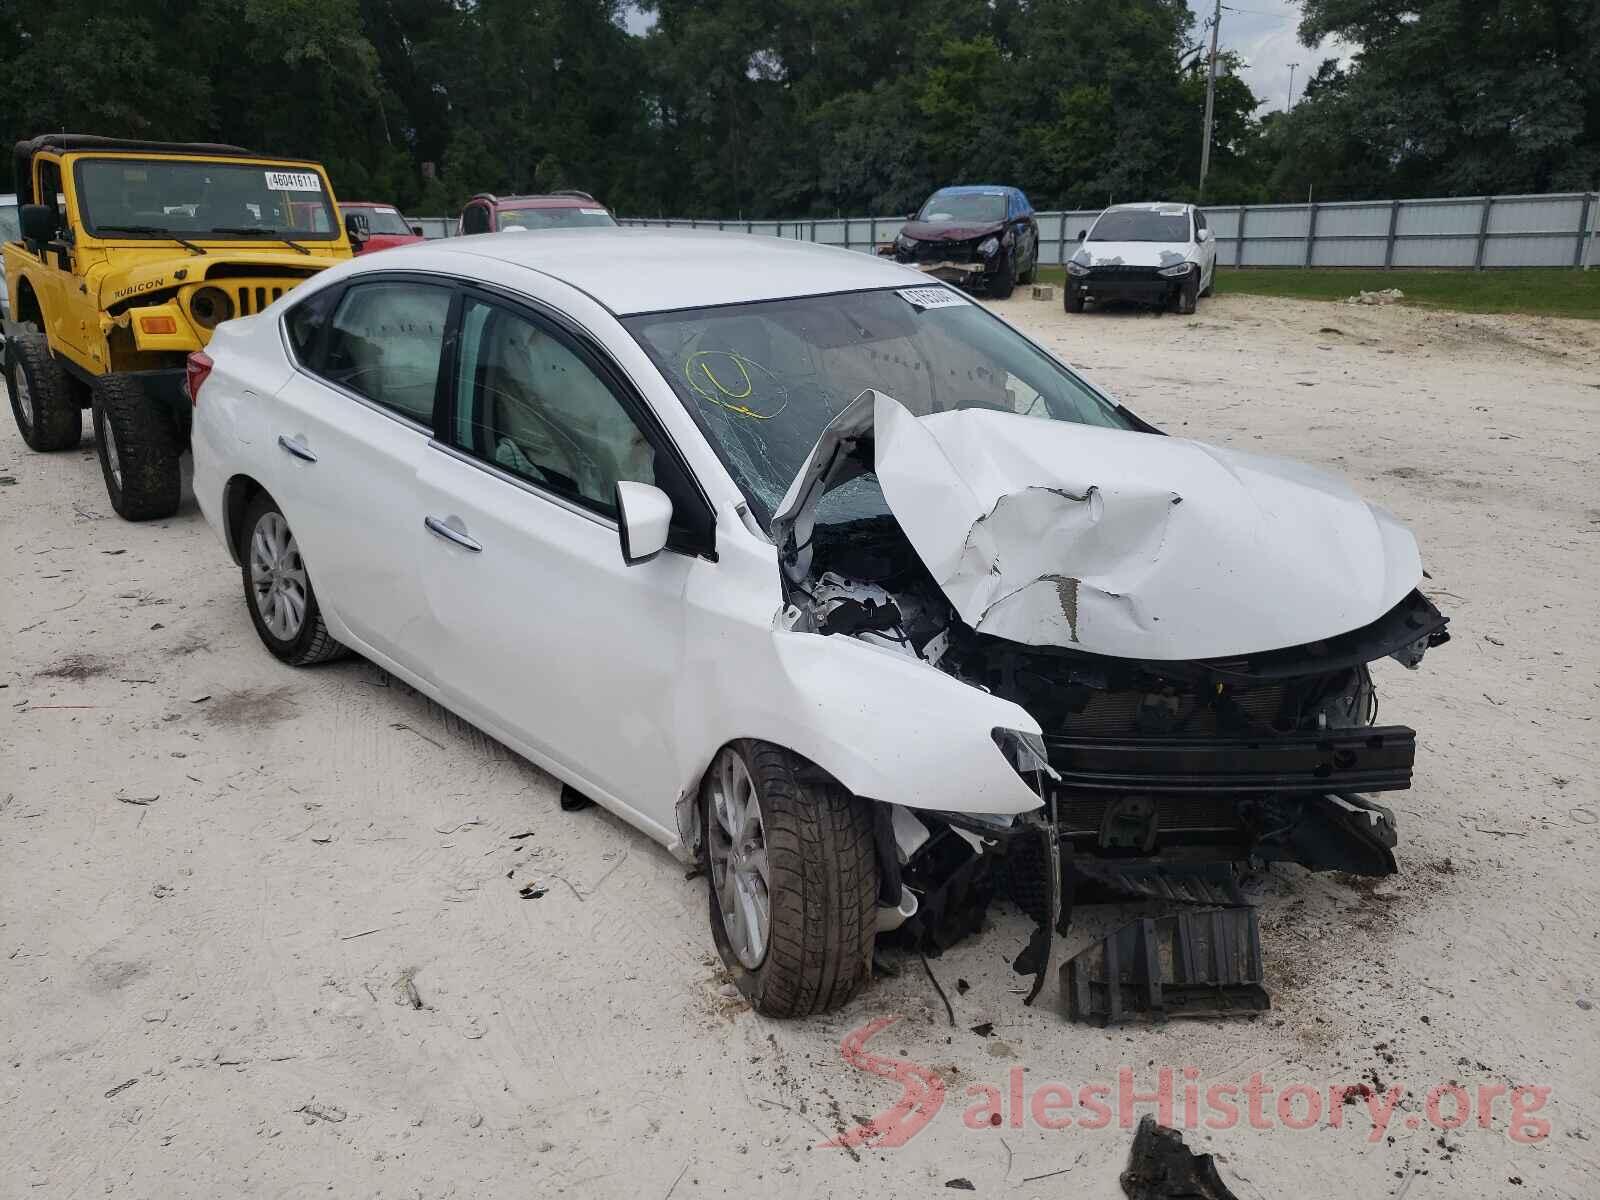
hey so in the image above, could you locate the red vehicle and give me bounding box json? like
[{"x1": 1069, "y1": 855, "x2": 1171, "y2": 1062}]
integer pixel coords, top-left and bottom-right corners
[
  {"x1": 457, "y1": 190, "x2": 617, "y2": 235},
  {"x1": 340, "y1": 201, "x2": 426, "y2": 253}
]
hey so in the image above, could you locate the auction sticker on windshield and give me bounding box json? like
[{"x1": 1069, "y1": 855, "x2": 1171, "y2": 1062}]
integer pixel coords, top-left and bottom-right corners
[
  {"x1": 265, "y1": 171, "x2": 321, "y2": 192},
  {"x1": 897, "y1": 286, "x2": 969, "y2": 311}
]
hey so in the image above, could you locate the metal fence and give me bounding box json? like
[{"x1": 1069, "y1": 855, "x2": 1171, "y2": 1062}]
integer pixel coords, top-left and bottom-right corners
[{"x1": 420, "y1": 191, "x2": 1600, "y2": 269}]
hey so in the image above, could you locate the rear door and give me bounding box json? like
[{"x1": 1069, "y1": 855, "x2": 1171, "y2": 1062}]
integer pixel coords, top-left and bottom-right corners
[
  {"x1": 412, "y1": 286, "x2": 715, "y2": 823},
  {"x1": 268, "y1": 275, "x2": 455, "y2": 669}
]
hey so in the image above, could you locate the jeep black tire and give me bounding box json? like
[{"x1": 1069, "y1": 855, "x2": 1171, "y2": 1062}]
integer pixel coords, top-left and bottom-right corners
[
  {"x1": 989, "y1": 252, "x2": 1017, "y2": 300},
  {"x1": 91, "y1": 374, "x2": 181, "y2": 520},
  {"x1": 240, "y1": 492, "x2": 349, "y2": 666},
  {"x1": 703, "y1": 741, "x2": 878, "y2": 1017},
  {"x1": 6, "y1": 330, "x2": 84, "y2": 451}
]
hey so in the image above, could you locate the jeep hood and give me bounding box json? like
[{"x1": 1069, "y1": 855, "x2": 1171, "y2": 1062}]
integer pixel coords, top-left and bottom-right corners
[
  {"x1": 771, "y1": 391, "x2": 1423, "y2": 661},
  {"x1": 1069, "y1": 242, "x2": 1195, "y2": 270},
  {"x1": 901, "y1": 219, "x2": 1007, "y2": 243},
  {"x1": 95, "y1": 249, "x2": 332, "y2": 307}
]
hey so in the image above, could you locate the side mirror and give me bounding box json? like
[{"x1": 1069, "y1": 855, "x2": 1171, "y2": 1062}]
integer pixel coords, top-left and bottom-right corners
[
  {"x1": 1198, "y1": 228, "x2": 1211, "y2": 242},
  {"x1": 344, "y1": 211, "x2": 369, "y2": 247},
  {"x1": 616, "y1": 481, "x2": 673, "y2": 565},
  {"x1": 1076, "y1": 229, "x2": 1087, "y2": 242},
  {"x1": 411, "y1": 225, "x2": 424, "y2": 237},
  {"x1": 20, "y1": 203, "x2": 55, "y2": 247}
]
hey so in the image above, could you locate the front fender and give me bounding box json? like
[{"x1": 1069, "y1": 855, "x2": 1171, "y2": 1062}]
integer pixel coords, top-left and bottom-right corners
[{"x1": 672, "y1": 622, "x2": 1044, "y2": 847}]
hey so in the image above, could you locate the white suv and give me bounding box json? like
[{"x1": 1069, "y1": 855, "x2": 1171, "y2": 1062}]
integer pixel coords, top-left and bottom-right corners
[{"x1": 1064, "y1": 202, "x2": 1218, "y2": 314}]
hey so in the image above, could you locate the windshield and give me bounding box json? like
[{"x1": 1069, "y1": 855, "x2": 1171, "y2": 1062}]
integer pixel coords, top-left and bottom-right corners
[
  {"x1": 0, "y1": 201, "x2": 17, "y2": 242},
  {"x1": 498, "y1": 206, "x2": 616, "y2": 231},
  {"x1": 1088, "y1": 210, "x2": 1191, "y2": 243},
  {"x1": 625, "y1": 288, "x2": 1133, "y2": 526},
  {"x1": 73, "y1": 158, "x2": 340, "y2": 240},
  {"x1": 918, "y1": 192, "x2": 1007, "y2": 223},
  {"x1": 355, "y1": 207, "x2": 413, "y2": 235}
]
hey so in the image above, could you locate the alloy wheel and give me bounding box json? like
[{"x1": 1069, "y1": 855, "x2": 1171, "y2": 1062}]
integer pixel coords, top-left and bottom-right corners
[
  {"x1": 707, "y1": 750, "x2": 771, "y2": 969},
  {"x1": 249, "y1": 511, "x2": 309, "y2": 641}
]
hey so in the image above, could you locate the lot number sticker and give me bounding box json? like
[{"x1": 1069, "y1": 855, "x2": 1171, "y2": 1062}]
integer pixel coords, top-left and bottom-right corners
[
  {"x1": 897, "y1": 285, "x2": 969, "y2": 311},
  {"x1": 265, "y1": 171, "x2": 322, "y2": 192}
]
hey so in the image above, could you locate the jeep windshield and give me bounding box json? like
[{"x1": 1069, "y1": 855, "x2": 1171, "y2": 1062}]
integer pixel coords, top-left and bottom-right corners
[
  {"x1": 73, "y1": 158, "x2": 339, "y2": 241},
  {"x1": 625, "y1": 288, "x2": 1134, "y2": 526},
  {"x1": 1088, "y1": 210, "x2": 1190, "y2": 242},
  {"x1": 918, "y1": 192, "x2": 1007, "y2": 223}
]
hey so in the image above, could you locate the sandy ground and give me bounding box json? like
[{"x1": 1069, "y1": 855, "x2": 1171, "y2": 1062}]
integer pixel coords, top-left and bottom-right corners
[{"x1": 2, "y1": 290, "x2": 1598, "y2": 1199}]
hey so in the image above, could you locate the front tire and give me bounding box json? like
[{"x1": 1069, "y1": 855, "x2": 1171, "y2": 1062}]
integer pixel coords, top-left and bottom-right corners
[
  {"x1": 1064, "y1": 286, "x2": 1086, "y2": 313},
  {"x1": 703, "y1": 741, "x2": 878, "y2": 1017},
  {"x1": 91, "y1": 375, "x2": 180, "y2": 520},
  {"x1": 1175, "y1": 271, "x2": 1199, "y2": 315},
  {"x1": 6, "y1": 330, "x2": 84, "y2": 451},
  {"x1": 989, "y1": 252, "x2": 1016, "y2": 300},
  {"x1": 240, "y1": 492, "x2": 348, "y2": 666}
]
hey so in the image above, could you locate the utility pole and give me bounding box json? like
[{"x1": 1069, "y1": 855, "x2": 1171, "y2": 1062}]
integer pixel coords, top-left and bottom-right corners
[
  {"x1": 1287, "y1": 62, "x2": 1299, "y2": 110},
  {"x1": 1198, "y1": 0, "x2": 1222, "y2": 200}
]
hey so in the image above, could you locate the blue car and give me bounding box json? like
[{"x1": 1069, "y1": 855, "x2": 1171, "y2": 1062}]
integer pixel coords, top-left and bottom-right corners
[{"x1": 893, "y1": 185, "x2": 1041, "y2": 298}]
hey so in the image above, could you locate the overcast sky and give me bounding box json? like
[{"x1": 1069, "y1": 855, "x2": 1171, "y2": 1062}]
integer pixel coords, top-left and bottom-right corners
[
  {"x1": 1187, "y1": 0, "x2": 1350, "y2": 113},
  {"x1": 621, "y1": 1, "x2": 1349, "y2": 116}
]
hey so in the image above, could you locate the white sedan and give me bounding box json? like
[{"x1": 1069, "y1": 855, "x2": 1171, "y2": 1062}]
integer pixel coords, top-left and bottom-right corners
[
  {"x1": 190, "y1": 229, "x2": 1447, "y2": 1016},
  {"x1": 1064, "y1": 201, "x2": 1219, "y2": 314}
]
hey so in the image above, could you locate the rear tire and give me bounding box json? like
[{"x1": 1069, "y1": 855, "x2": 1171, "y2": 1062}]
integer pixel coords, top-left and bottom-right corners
[
  {"x1": 91, "y1": 375, "x2": 180, "y2": 520},
  {"x1": 703, "y1": 741, "x2": 878, "y2": 1017},
  {"x1": 6, "y1": 330, "x2": 84, "y2": 451},
  {"x1": 1200, "y1": 261, "x2": 1216, "y2": 298},
  {"x1": 240, "y1": 492, "x2": 348, "y2": 666}
]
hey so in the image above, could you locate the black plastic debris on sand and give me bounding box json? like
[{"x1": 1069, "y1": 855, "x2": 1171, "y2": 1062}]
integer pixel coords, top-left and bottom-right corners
[
  {"x1": 1121, "y1": 1115, "x2": 1240, "y2": 1200},
  {"x1": 1063, "y1": 907, "x2": 1269, "y2": 1025}
]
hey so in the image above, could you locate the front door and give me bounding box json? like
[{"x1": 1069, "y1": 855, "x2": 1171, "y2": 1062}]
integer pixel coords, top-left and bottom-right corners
[
  {"x1": 413, "y1": 291, "x2": 711, "y2": 830},
  {"x1": 268, "y1": 276, "x2": 454, "y2": 669}
]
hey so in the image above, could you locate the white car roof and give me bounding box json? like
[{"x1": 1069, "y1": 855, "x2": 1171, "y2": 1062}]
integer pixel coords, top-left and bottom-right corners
[
  {"x1": 415, "y1": 228, "x2": 934, "y2": 316},
  {"x1": 1104, "y1": 201, "x2": 1191, "y2": 213}
]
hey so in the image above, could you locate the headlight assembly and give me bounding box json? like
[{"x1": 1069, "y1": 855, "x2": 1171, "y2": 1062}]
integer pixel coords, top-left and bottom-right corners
[
  {"x1": 189, "y1": 286, "x2": 235, "y2": 329},
  {"x1": 896, "y1": 233, "x2": 917, "y2": 252},
  {"x1": 978, "y1": 237, "x2": 1000, "y2": 258},
  {"x1": 1066, "y1": 261, "x2": 1091, "y2": 277},
  {"x1": 1158, "y1": 262, "x2": 1196, "y2": 278},
  {"x1": 992, "y1": 727, "x2": 1060, "y2": 785}
]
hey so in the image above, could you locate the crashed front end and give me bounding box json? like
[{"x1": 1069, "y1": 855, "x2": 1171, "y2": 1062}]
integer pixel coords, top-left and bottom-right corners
[{"x1": 770, "y1": 390, "x2": 1449, "y2": 998}]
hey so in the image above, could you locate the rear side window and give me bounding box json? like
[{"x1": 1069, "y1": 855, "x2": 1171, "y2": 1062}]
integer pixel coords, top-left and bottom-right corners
[
  {"x1": 1195, "y1": 210, "x2": 1208, "y2": 233},
  {"x1": 318, "y1": 281, "x2": 452, "y2": 424},
  {"x1": 284, "y1": 285, "x2": 340, "y2": 366}
]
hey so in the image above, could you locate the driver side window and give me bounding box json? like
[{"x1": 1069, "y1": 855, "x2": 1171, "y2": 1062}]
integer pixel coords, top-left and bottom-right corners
[
  {"x1": 462, "y1": 203, "x2": 491, "y2": 235},
  {"x1": 451, "y1": 298, "x2": 656, "y2": 517}
]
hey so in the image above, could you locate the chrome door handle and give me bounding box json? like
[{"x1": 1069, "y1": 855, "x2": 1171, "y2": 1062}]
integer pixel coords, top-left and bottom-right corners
[
  {"x1": 424, "y1": 515, "x2": 482, "y2": 552},
  {"x1": 277, "y1": 435, "x2": 317, "y2": 463}
]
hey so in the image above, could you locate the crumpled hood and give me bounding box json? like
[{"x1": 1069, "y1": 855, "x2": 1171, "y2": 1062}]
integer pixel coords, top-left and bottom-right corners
[
  {"x1": 1069, "y1": 241, "x2": 1195, "y2": 270},
  {"x1": 773, "y1": 391, "x2": 1423, "y2": 661},
  {"x1": 900, "y1": 219, "x2": 1005, "y2": 244}
]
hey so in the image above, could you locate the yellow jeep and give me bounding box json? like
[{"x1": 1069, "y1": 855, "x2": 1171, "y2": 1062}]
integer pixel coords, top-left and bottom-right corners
[{"x1": 3, "y1": 135, "x2": 356, "y2": 519}]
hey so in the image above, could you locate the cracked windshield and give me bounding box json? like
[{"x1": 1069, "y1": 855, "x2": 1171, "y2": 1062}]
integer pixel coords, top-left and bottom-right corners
[{"x1": 625, "y1": 288, "x2": 1132, "y2": 524}]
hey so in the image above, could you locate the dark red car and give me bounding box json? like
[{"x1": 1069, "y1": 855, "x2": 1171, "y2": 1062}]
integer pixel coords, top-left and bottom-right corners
[
  {"x1": 457, "y1": 190, "x2": 617, "y2": 235},
  {"x1": 340, "y1": 201, "x2": 426, "y2": 254}
]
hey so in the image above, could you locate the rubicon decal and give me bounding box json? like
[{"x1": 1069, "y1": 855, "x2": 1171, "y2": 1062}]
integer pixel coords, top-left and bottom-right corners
[{"x1": 112, "y1": 277, "x2": 166, "y2": 301}]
